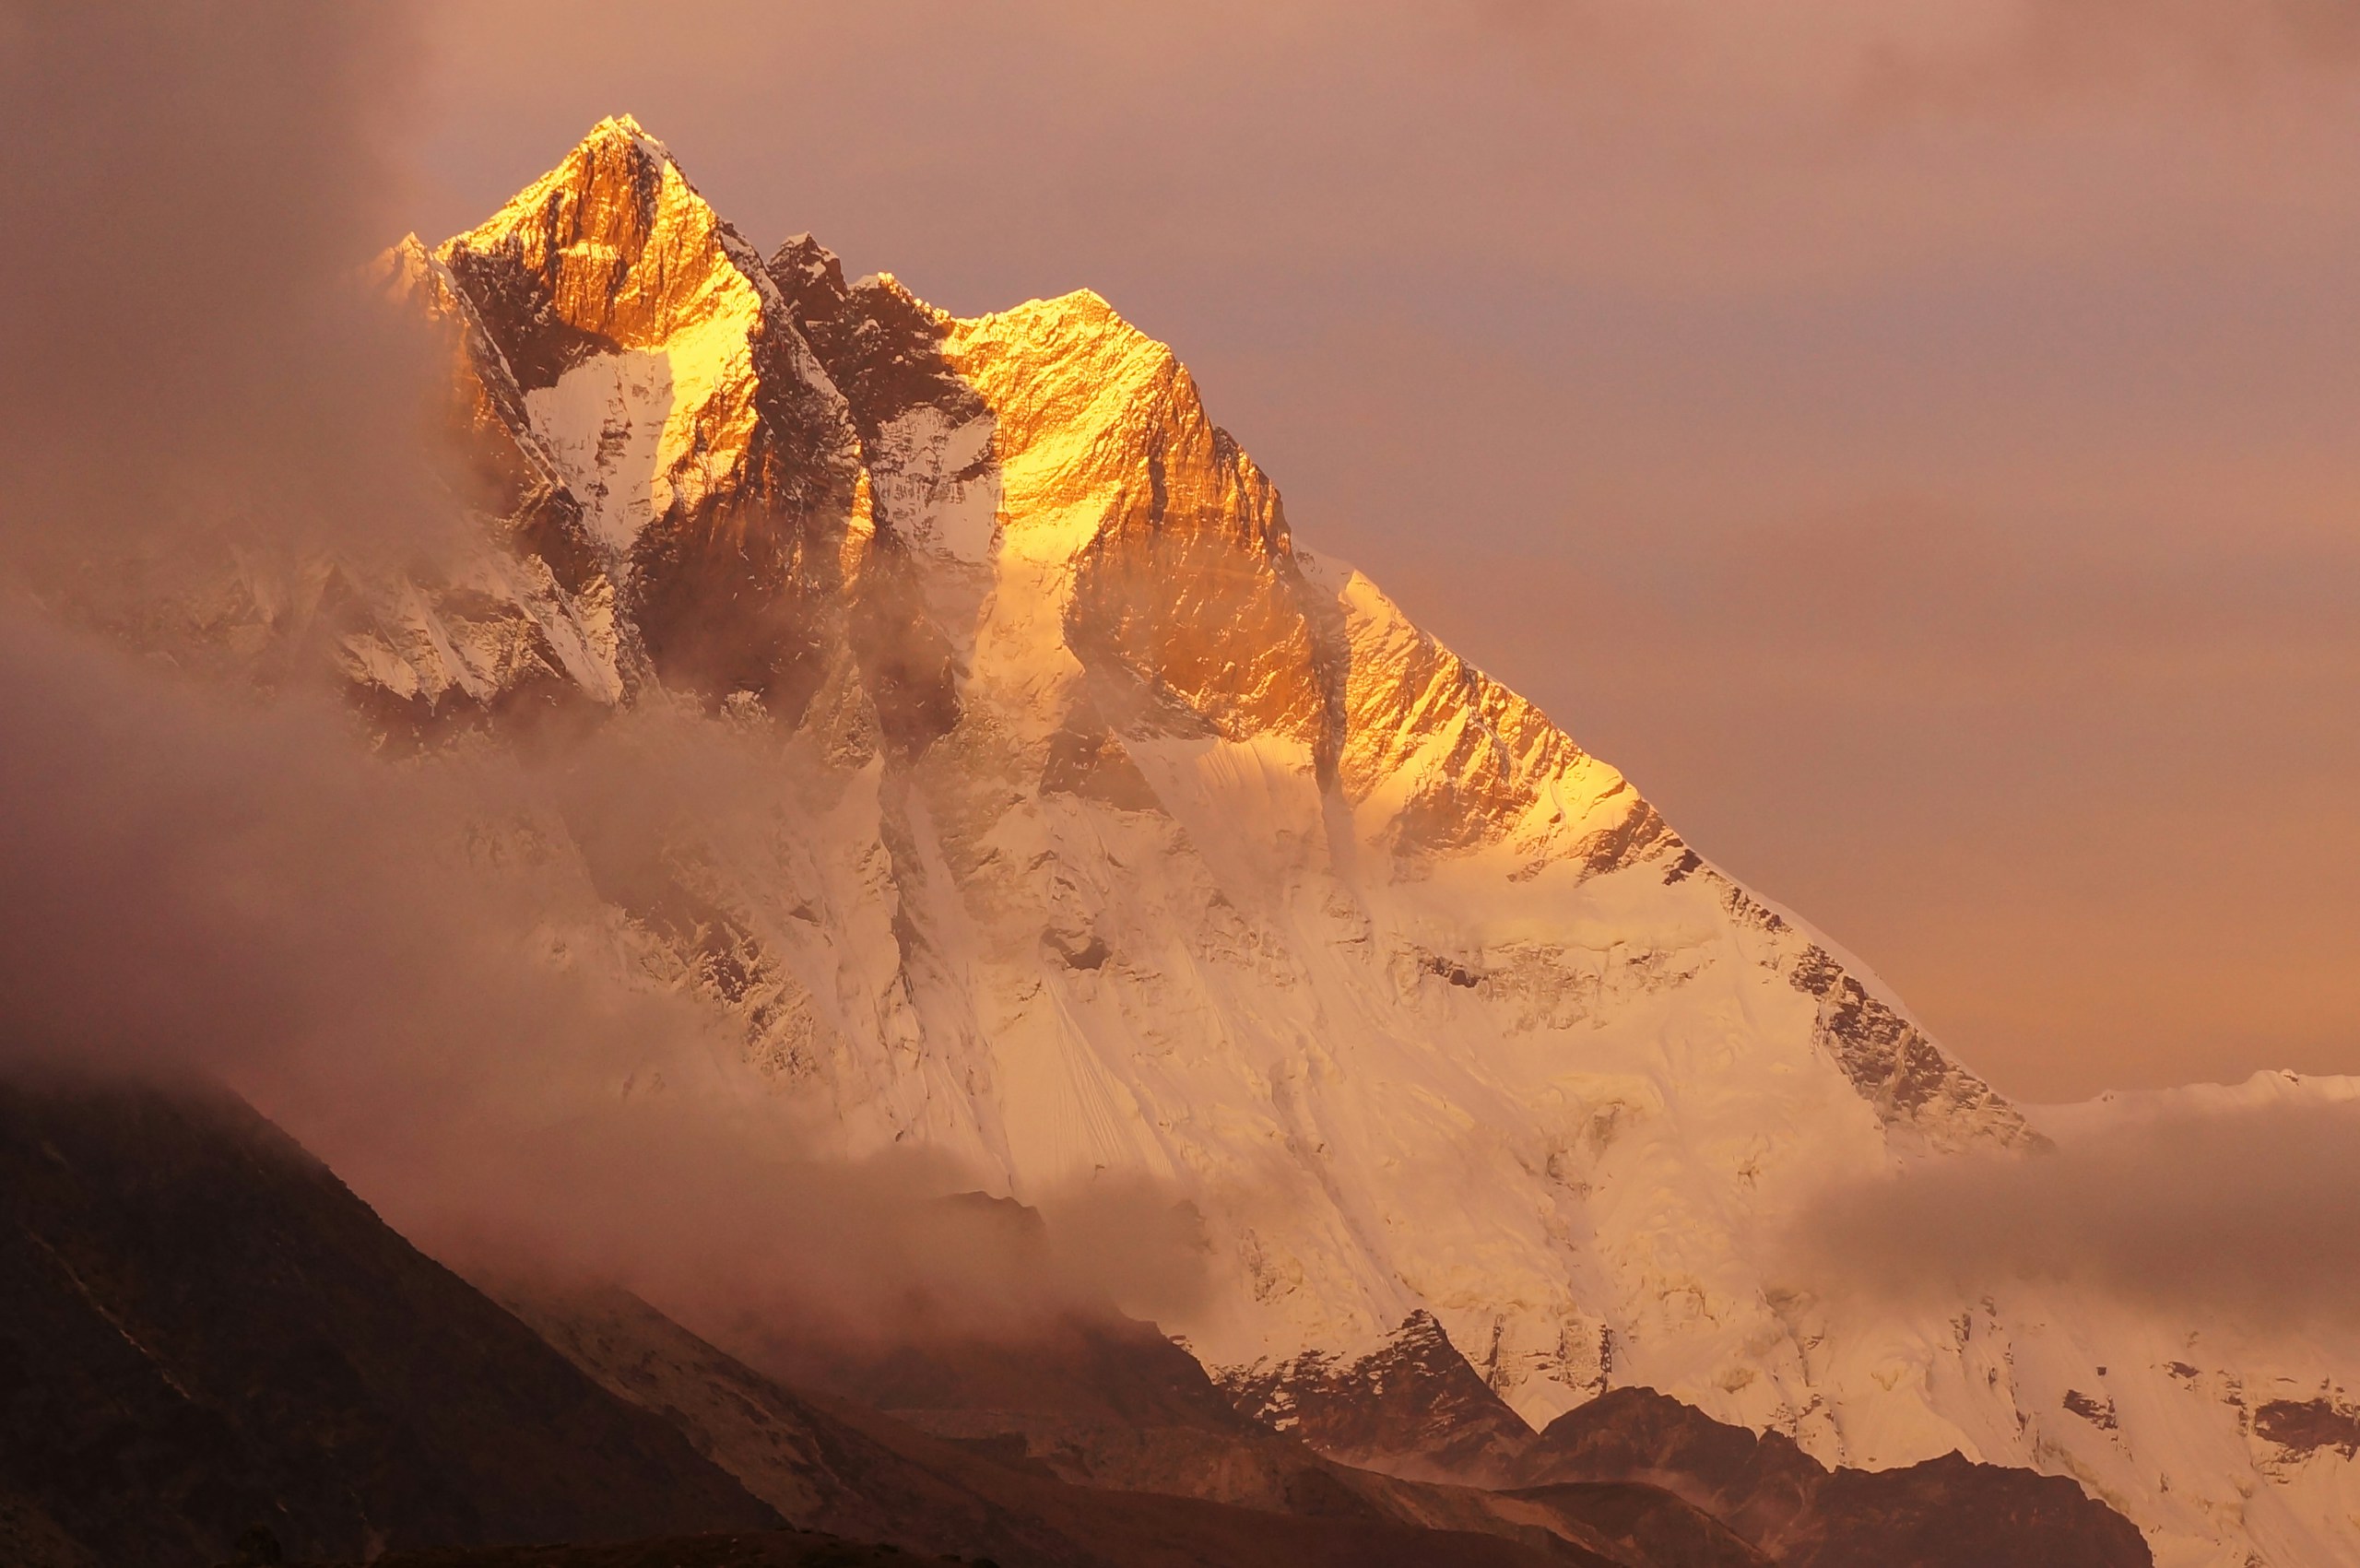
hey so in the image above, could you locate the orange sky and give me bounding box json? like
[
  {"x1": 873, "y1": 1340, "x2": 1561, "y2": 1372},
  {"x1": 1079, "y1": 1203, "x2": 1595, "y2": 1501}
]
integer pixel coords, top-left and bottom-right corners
[{"x1": 401, "y1": 1, "x2": 2360, "y2": 1101}]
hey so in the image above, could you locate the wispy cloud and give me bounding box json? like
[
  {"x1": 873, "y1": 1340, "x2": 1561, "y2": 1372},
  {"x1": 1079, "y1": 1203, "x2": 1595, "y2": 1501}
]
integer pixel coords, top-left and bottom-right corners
[{"x1": 1789, "y1": 1079, "x2": 2360, "y2": 1326}]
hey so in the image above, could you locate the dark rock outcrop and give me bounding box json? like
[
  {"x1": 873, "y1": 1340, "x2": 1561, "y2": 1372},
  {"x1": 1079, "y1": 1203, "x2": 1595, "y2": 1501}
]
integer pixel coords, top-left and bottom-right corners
[
  {"x1": 1215, "y1": 1314, "x2": 2150, "y2": 1565},
  {"x1": 2255, "y1": 1397, "x2": 2360, "y2": 1460},
  {"x1": 1219, "y1": 1310, "x2": 1537, "y2": 1480},
  {"x1": 1509, "y1": 1386, "x2": 2154, "y2": 1568}
]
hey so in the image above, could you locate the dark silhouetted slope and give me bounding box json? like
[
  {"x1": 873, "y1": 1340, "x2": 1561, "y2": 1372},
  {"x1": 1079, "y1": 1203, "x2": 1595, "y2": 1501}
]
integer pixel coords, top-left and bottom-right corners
[
  {"x1": 1509, "y1": 1385, "x2": 2153, "y2": 1568},
  {"x1": 0, "y1": 1077, "x2": 775, "y2": 1566}
]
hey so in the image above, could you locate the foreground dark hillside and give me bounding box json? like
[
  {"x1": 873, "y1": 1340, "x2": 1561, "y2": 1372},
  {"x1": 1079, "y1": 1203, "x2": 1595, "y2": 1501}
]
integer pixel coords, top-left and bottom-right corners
[
  {"x1": 0, "y1": 1078, "x2": 775, "y2": 1566},
  {"x1": 0, "y1": 1078, "x2": 2149, "y2": 1568},
  {"x1": 343, "y1": 1535, "x2": 963, "y2": 1568},
  {"x1": 0, "y1": 1079, "x2": 1616, "y2": 1568},
  {"x1": 1506, "y1": 1387, "x2": 2154, "y2": 1568}
]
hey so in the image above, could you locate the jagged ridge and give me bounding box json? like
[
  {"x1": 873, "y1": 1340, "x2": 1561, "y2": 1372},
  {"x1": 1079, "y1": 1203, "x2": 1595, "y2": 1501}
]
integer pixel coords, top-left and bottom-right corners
[{"x1": 273, "y1": 117, "x2": 2360, "y2": 1568}]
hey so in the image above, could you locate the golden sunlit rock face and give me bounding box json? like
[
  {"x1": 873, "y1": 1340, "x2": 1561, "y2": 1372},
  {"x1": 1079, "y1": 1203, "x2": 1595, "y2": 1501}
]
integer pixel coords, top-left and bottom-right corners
[
  {"x1": 297, "y1": 117, "x2": 2360, "y2": 1568},
  {"x1": 432, "y1": 114, "x2": 869, "y2": 713},
  {"x1": 958, "y1": 292, "x2": 1329, "y2": 745},
  {"x1": 400, "y1": 118, "x2": 1698, "y2": 896}
]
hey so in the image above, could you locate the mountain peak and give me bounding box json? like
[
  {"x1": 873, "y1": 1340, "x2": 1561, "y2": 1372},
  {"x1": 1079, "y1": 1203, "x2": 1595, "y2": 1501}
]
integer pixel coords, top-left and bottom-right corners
[
  {"x1": 589, "y1": 110, "x2": 655, "y2": 139},
  {"x1": 578, "y1": 112, "x2": 671, "y2": 166},
  {"x1": 435, "y1": 115, "x2": 771, "y2": 375},
  {"x1": 451, "y1": 114, "x2": 718, "y2": 273},
  {"x1": 422, "y1": 114, "x2": 860, "y2": 645}
]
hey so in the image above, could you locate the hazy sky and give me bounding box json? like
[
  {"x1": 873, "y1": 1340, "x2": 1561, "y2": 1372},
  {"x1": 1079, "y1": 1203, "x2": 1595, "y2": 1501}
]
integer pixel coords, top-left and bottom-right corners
[{"x1": 400, "y1": 1, "x2": 2360, "y2": 1102}]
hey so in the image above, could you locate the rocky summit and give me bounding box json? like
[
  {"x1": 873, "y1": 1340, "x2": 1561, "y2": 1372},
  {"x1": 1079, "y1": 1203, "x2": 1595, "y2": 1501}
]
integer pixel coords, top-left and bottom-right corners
[{"x1": 205, "y1": 115, "x2": 2358, "y2": 1567}]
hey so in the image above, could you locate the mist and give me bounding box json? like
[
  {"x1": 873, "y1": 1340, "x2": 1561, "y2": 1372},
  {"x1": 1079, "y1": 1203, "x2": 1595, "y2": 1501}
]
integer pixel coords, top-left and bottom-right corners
[
  {"x1": 0, "y1": 0, "x2": 1204, "y2": 1362},
  {"x1": 0, "y1": 2, "x2": 460, "y2": 584},
  {"x1": 1788, "y1": 1083, "x2": 2360, "y2": 1329}
]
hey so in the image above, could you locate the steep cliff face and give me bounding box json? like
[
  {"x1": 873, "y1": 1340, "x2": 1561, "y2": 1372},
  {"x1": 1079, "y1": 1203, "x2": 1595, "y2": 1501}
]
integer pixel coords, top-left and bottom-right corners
[
  {"x1": 432, "y1": 114, "x2": 870, "y2": 713},
  {"x1": 1220, "y1": 1311, "x2": 1540, "y2": 1479},
  {"x1": 342, "y1": 119, "x2": 2355, "y2": 1568}
]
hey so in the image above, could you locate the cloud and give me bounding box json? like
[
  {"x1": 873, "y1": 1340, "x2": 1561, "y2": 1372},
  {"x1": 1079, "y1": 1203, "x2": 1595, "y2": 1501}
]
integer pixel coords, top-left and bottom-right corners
[
  {"x1": 1850, "y1": 0, "x2": 2360, "y2": 114},
  {"x1": 0, "y1": 607, "x2": 1206, "y2": 1345},
  {"x1": 1788, "y1": 1080, "x2": 2360, "y2": 1327},
  {"x1": 0, "y1": 0, "x2": 453, "y2": 582}
]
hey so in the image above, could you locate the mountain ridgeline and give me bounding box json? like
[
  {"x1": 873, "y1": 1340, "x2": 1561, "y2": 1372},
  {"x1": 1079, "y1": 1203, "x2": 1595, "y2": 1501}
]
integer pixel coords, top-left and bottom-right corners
[{"x1": 136, "y1": 114, "x2": 2356, "y2": 1567}]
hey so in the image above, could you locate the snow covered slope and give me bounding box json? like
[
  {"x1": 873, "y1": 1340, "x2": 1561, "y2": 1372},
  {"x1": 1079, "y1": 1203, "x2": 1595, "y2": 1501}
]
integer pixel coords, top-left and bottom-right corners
[{"x1": 361, "y1": 118, "x2": 2353, "y2": 1568}]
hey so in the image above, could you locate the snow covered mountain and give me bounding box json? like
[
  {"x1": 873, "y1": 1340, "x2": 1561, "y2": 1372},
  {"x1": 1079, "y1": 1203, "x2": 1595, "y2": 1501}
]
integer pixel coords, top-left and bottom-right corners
[{"x1": 334, "y1": 117, "x2": 2351, "y2": 1568}]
